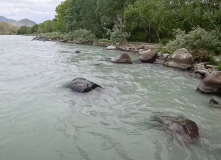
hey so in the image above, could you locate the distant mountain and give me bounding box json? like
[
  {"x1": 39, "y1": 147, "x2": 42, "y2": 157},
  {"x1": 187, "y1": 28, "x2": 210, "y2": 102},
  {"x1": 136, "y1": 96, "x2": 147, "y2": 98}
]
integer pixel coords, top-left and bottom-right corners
[
  {"x1": 0, "y1": 16, "x2": 16, "y2": 23},
  {"x1": 0, "y1": 22, "x2": 19, "y2": 35},
  {"x1": 11, "y1": 18, "x2": 36, "y2": 27}
]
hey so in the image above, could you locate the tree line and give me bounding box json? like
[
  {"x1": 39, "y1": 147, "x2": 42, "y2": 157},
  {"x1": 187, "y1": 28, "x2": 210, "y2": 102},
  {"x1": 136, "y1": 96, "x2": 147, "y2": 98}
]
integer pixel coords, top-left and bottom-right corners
[{"x1": 18, "y1": 0, "x2": 221, "y2": 43}]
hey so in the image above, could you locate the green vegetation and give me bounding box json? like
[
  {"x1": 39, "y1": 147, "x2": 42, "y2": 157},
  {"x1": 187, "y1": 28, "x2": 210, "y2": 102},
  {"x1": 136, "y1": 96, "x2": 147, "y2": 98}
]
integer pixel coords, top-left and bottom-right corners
[
  {"x1": 166, "y1": 27, "x2": 221, "y2": 56},
  {"x1": 209, "y1": 55, "x2": 219, "y2": 65},
  {"x1": 218, "y1": 64, "x2": 221, "y2": 71},
  {"x1": 26, "y1": 0, "x2": 221, "y2": 58},
  {"x1": 17, "y1": 26, "x2": 31, "y2": 35},
  {"x1": 38, "y1": 29, "x2": 97, "y2": 44},
  {"x1": 0, "y1": 22, "x2": 19, "y2": 35}
]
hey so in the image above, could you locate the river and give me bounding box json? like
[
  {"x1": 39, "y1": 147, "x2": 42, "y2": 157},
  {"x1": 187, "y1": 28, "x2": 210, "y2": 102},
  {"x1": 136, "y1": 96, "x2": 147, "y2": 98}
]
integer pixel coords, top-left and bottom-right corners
[{"x1": 0, "y1": 35, "x2": 221, "y2": 160}]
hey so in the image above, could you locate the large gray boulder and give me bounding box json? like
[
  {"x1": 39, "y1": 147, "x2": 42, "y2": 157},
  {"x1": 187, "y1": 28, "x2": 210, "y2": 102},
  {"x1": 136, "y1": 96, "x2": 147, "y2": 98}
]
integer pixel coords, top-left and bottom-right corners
[
  {"x1": 139, "y1": 50, "x2": 157, "y2": 63},
  {"x1": 65, "y1": 78, "x2": 101, "y2": 93},
  {"x1": 165, "y1": 48, "x2": 194, "y2": 69},
  {"x1": 197, "y1": 71, "x2": 221, "y2": 94},
  {"x1": 111, "y1": 53, "x2": 132, "y2": 64},
  {"x1": 155, "y1": 115, "x2": 199, "y2": 142}
]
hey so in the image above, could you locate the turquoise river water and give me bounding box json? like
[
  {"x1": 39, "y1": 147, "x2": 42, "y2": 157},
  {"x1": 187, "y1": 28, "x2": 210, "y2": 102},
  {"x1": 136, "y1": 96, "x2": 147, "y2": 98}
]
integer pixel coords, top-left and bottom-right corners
[{"x1": 0, "y1": 35, "x2": 221, "y2": 160}]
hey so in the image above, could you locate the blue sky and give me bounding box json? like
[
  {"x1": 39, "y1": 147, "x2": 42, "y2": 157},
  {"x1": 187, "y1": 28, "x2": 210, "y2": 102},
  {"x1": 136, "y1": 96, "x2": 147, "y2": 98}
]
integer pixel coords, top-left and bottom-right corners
[{"x1": 0, "y1": 0, "x2": 64, "y2": 24}]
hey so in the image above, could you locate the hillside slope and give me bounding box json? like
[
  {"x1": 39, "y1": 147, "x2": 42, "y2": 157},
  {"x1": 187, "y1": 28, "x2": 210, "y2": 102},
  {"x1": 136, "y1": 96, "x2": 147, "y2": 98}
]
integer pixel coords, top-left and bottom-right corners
[
  {"x1": 11, "y1": 18, "x2": 36, "y2": 27},
  {"x1": 0, "y1": 22, "x2": 19, "y2": 35}
]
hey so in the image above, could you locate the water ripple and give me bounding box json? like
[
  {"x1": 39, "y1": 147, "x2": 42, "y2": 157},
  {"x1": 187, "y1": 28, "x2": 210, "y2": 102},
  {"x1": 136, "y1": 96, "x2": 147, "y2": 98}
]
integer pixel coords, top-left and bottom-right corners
[{"x1": 0, "y1": 36, "x2": 221, "y2": 160}]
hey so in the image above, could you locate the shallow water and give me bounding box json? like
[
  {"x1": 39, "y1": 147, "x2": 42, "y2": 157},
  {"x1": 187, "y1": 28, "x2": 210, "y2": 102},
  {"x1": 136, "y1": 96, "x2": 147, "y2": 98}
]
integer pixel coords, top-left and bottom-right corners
[{"x1": 0, "y1": 35, "x2": 221, "y2": 160}]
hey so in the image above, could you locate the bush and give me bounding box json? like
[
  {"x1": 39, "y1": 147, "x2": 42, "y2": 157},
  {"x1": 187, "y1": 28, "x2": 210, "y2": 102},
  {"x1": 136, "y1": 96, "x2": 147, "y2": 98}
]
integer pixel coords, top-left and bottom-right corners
[
  {"x1": 108, "y1": 24, "x2": 130, "y2": 45},
  {"x1": 128, "y1": 31, "x2": 147, "y2": 42},
  {"x1": 38, "y1": 29, "x2": 97, "y2": 44},
  {"x1": 166, "y1": 27, "x2": 221, "y2": 56},
  {"x1": 70, "y1": 29, "x2": 97, "y2": 43},
  {"x1": 97, "y1": 39, "x2": 113, "y2": 45},
  {"x1": 218, "y1": 64, "x2": 221, "y2": 71},
  {"x1": 209, "y1": 56, "x2": 219, "y2": 66}
]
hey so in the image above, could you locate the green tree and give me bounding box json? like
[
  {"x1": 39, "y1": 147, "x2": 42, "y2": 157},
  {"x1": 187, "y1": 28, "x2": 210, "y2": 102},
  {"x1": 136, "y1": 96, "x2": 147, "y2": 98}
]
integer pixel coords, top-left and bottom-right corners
[
  {"x1": 31, "y1": 24, "x2": 39, "y2": 33},
  {"x1": 17, "y1": 26, "x2": 31, "y2": 35},
  {"x1": 38, "y1": 20, "x2": 54, "y2": 33}
]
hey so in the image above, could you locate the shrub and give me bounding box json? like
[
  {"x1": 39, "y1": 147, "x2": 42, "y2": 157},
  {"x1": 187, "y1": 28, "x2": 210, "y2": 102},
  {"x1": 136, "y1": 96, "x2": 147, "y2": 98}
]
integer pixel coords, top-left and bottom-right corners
[
  {"x1": 38, "y1": 29, "x2": 97, "y2": 44},
  {"x1": 71, "y1": 29, "x2": 97, "y2": 43},
  {"x1": 218, "y1": 64, "x2": 221, "y2": 71},
  {"x1": 97, "y1": 39, "x2": 113, "y2": 45},
  {"x1": 108, "y1": 24, "x2": 130, "y2": 45},
  {"x1": 128, "y1": 31, "x2": 147, "y2": 42},
  {"x1": 166, "y1": 27, "x2": 221, "y2": 56},
  {"x1": 209, "y1": 56, "x2": 219, "y2": 66}
]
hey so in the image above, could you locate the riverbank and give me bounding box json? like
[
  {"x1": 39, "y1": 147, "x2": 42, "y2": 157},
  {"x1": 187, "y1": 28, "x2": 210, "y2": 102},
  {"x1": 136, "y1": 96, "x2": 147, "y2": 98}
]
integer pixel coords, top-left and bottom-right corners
[{"x1": 32, "y1": 35, "x2": 219, "y2": 80}]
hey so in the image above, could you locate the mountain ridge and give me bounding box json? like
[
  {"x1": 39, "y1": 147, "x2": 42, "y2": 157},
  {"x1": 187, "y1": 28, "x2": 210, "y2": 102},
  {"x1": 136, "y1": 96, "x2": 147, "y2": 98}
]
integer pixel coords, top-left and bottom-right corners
[
  {"x1": 11, "y1": 18, "x2": 37, "y2": 27},
  {"x1": 0, "y1": 16, "x2": 16, "y2": 23},
  {"x1": 0, "y1": 16, "x2": 37, "y2": 27}
]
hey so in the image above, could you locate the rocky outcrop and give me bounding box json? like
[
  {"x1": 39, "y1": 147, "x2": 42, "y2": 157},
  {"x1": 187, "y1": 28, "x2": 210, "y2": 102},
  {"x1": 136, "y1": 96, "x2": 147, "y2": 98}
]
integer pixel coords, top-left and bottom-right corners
[
  {"x1": 111, "y1": 53, "x2": 132, "y2": 64},
  {"x1": 154, "y1": 53, "x2": 169, "y2": 65},
  {"x1": 155, "y1": 115, "x2": 199, "y2": 142},
  {"x1": 191, "y1": 62, "x2": 217, "y2": 79},
  {"x1": 139, "y1": 50, "x2": 158, "y2": 63},
  {"x1": 197, "y1": 71, "x2": 221, "y2": 94},
  {"x1": 65, "y1": 78, "x2": 101, "y2": 93},
  {"x1": 139, "y1": 49, "x2": 151, "y2": 55},
  {"x1": 165, "y1": 48, "x2": 194, "y2": 70},
  {"x1": 106, "y1": 45, "x2": 117, "y2": 50},
  {"x1": 116, "y1": 43, "x2": 155, "y2": 53}
]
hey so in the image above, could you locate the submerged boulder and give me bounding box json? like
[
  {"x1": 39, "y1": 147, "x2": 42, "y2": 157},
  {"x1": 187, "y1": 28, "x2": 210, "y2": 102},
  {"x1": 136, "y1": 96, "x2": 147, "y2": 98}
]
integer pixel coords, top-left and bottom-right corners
[
  {"x1": 210, "y1": 97, "x2": 221, "y2": 108},
  {"x1": 111, "y1": 53, "x2": 132, "y2": 64},
  {"x1": 154, "y1": 115, "x2": 199, "y2": 142},
  {"x1": 165, "y1": 48, "x2": 194, "y2": 69},
  {"x1": 139, "y1": 50, "x2": 157, "y2": 63},
  {"x1": 106, "y1": 45, "x2": 117, "y2": 50},
  {"x1": 197, "y1": 71, "x2": 221, "y2": 94},
  {"x1": 65, "y1": 78, "x2": 101, "y2": 93}
]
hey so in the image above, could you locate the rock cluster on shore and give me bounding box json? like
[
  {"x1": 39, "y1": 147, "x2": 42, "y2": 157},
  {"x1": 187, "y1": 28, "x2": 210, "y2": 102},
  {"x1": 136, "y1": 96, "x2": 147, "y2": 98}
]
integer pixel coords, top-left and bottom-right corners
[{"x1": 165, "y1": 48, "x2": 194, "y2": 70}]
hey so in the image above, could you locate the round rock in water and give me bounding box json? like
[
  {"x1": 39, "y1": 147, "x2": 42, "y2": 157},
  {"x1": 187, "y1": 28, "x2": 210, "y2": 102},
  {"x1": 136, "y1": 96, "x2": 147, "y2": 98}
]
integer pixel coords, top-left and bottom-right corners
[
  {"x1": 111, "y1": 53, "x2": 132, "y2": 64},
  {"x1": 197, "y1": 71, "x2": 221, "y2": 94},
  {"x1": 75, "y1": 50, "x2": 81, "y2": 53},
  {"x1": 139, "y1": 50, "x2": 157, "y2": 63},
  {"x1": 165, "y1": 48, "x2": 194, "y2": 69},
  {"x1": 106, "y1": 45, "x2": 117, "y2": 50},
  {"x1": 66, "y1": 78, "x2": 101, "y2": 93},
  {"x1": 210, "y1": 96, "x2": 221, "y2": 108},
  {"x1": 155, "y1": 115, "x2": 199, "y2": 142}
]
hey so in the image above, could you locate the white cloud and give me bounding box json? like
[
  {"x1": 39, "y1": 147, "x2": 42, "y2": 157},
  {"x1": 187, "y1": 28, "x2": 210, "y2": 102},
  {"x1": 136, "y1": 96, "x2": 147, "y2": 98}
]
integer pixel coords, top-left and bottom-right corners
[{"x1": 0, "y1": 0, "x2": 65, "y2": 23}]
